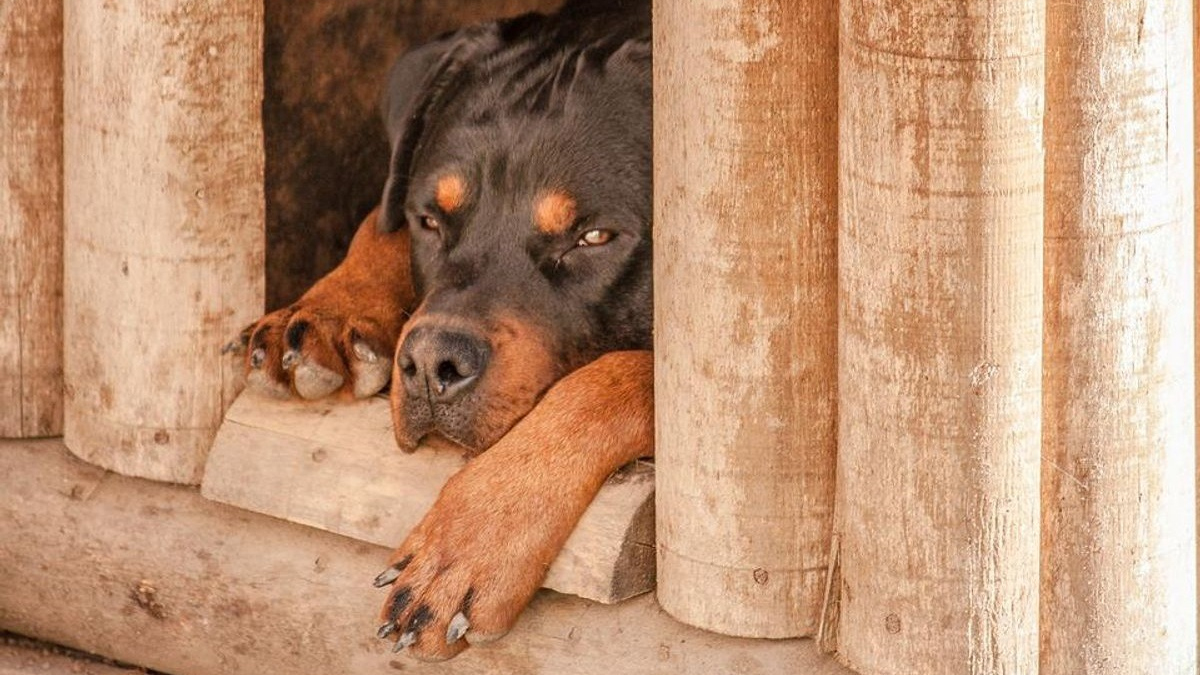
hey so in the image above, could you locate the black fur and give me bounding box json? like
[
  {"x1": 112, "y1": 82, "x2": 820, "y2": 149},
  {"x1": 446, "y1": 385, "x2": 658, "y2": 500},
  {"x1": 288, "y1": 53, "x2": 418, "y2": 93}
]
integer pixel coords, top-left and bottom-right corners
[{"x1": 380, "y1": 0, "x2": 652, "y2": 375}]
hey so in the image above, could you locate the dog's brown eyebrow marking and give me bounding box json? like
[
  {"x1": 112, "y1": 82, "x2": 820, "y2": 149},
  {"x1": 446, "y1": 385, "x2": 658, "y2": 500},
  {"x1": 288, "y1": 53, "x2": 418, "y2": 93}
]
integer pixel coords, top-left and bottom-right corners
[
  {"x1": 534, "y1": 190, "x2": 577, "y2": 234},
  {"x1": 436, "y1": 174, "x2": 467, "y2": 213}
]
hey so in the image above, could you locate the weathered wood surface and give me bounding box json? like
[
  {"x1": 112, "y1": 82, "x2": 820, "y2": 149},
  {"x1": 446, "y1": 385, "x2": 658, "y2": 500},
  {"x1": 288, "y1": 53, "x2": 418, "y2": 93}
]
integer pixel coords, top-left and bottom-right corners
[
  {"x1": 0, "y1": 0, "x2": 64, "y2": 438},
  {"x1": 835, "y1": 0, "x2": 1044, "y2": 673},
  {"x1": 1042, "y1": 1, "x2": 1197, "y2": 673},
  {"x1": 0, "y1": 440, "x2": 852, "y2": 675},
  {"x1": 62, "y1": 1, "x2": 265, "y2": 484},
  {"x1": 0, "y1": 636, "x2": 141, "y2": 675},
  {"x1": 202, "y1": 392, "x2": 656, "y2": 604},
  {"x1": 653, "y1": 0, "x2": 839, "y2": 639}
]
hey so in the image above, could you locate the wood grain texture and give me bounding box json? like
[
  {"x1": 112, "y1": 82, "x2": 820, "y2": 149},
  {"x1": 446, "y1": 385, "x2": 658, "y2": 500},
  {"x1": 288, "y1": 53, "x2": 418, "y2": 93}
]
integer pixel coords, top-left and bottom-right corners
[
  {"x1": 0, "y1": 0, "x2": 64, "y2": 438},
  {"x1": 1042, "y1": 1, "x2": 1197, "y2": 673},
  {"x1": 201, "y1": 392, "x2": 656, "y2": 604},
  {"x1": 0, "y1": 440, "x2": 852, "y2": 675},
  {"x1": 653, "y1": 0, "x2": 838, "y2": 639},
  {"x1": 835, "y1": 1, "x2": 1044, "y2": 672},
  {"x1": 62, "y1": 2, "x2": 265, "y2": 484}
]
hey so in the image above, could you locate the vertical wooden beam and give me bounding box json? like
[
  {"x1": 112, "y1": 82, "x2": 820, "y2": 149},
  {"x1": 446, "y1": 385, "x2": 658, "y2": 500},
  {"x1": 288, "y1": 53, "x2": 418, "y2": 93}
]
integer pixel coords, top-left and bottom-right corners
[
  {"x1": 835, "y1": 1, "x2": 1044, "y2": 672},
  {"x1": 1042, "y1": 1, "x2": 1198, "y2": 673},
  {"x1": 63, "y1": 3, "x2": 265, "y2": 484},
  {"x1": 0, "y1": 0, "x2": 64, "y2": 438},
  {"x1": 1195, "y1": 0, "x2": 1200, "y2": 661},
  {"x1": 654, "y1": 0, "x2": 838, "y2": 637}
]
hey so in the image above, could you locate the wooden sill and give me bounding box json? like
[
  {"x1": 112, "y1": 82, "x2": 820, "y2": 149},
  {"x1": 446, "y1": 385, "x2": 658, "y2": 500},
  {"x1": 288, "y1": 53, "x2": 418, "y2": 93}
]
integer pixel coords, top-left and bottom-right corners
[{"x1": 201, "y1": 392, "x2": 656, "y2": 603}]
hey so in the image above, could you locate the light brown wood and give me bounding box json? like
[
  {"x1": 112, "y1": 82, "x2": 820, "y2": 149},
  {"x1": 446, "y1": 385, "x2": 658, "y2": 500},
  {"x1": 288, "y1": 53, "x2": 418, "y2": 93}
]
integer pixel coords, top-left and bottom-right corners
[
  {"x1": 653, "y1": 0, "x2": 838, "y2": 639},
  {"x1": 201, "y1": 392, "x2": 656, "y2": 604},
  {"x1": 1042, "y1": 1, "x2": 1197, "y2": 673},
  {"x1": 1195, "y1": 0, "x2": 1199, "y2": 657},
  {"x1": 0, "y1": 637, "x2": 142, "y2": 675},
  {"x1": 0, "y1": 0, "x2": 64, "y2": 438},
  {"x1": 0, "y1": 439, "x2": 853, "y2": 675},
  {"x1": 835, "y1": 1, "x2": 1044, "y2": 672},
  {"x1": 62, "y1": 2, "x2": 265, "y2": 484}
]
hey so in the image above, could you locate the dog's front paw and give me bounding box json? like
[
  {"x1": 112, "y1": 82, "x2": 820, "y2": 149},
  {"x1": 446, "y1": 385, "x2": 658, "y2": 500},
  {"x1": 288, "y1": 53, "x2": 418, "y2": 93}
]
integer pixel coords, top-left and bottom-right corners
[
  {"x1": 371, "y1": 463, "x2": 557, "y2": 661},
  {"x1": 226, "y1": 298, "x2": 401, "y2": 401},
  {"x1": 224, "y1": 209, "x2": 414, "y2": 400}
]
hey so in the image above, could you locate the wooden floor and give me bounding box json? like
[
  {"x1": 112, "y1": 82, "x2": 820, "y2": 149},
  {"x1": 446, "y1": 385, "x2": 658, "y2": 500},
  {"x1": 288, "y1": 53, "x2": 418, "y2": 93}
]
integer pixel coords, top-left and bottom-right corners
[{"x1": 0, "y1": 440, "x2": 853, "y2": 675}]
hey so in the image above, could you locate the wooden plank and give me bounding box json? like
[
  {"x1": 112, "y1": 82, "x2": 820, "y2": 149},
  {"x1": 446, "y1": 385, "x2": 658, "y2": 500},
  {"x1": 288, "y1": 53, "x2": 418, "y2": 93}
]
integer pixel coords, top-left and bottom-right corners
[
  {"x1": 1041, "y1": 1, "x2": 1197, "y2": 673},
  {"x1": 835, "y1": 0, "x2": 1044, "y2": 672},
  {"x1": 62, "y1": 0, "x2": 265, "y2": 483},
  {"x1": 201, "y1": 392, "x2": 656, "y2": 603},
  {"x1": 0, "y1": 439, "x2": 852, "y2": 675},
  {"x1": 0, "y1": 0, "x2": 64, "y2": 438},
  {"x1": 653, "y1": 0, "x2": 839, "y2": 639}
]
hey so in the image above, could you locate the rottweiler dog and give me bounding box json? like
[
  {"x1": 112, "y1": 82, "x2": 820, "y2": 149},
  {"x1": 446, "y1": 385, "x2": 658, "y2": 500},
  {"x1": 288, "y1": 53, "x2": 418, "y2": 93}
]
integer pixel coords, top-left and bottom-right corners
[{"x1": 230, "y1": 0, "x2": 654, "y2": 662}]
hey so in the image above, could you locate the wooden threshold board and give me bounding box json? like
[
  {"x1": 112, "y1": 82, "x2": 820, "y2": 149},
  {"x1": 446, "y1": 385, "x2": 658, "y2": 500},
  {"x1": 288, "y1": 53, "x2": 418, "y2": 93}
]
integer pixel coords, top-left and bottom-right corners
[{"x1": 201, "y1": 392, "x2": 656, "y2": 603}]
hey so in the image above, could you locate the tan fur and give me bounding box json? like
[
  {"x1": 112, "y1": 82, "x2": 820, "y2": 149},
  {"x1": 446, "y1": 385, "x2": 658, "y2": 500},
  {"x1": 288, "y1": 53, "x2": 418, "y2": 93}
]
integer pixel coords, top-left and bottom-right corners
[
  {"x1": 533, "y1": 189, "x2": 577, "y2": 234},
  {"x1": 436, "y1": 174, "x2": 467, "y2": 213},
  {"x1": 241, "y1": 208, "x2": 416, "y2": 400},
  {"x1": 380, "y1": 351, "x2": 655, "y2": 661}
]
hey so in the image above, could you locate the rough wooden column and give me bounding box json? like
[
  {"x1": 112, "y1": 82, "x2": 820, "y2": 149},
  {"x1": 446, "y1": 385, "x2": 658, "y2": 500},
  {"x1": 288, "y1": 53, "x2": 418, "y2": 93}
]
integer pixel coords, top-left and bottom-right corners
[
  {"x1": 0, "y1": 0, "x2": 64, "y2": 438},
  {"x1": 1042, "y1": 1, "x2": 1197, "y2": 673},
  {"x1": 63, "y1": 2, "x2": 265, "y2": 484},
  {"x1": 835, "y1": 1, "x2": 1044, "y2": 673},
  {"x1": 654, "y1": 0, "x2": 838, "y2": 638},
  {"x1": 1194, "y1": 0, "x2": 1199, "y2": 655}
]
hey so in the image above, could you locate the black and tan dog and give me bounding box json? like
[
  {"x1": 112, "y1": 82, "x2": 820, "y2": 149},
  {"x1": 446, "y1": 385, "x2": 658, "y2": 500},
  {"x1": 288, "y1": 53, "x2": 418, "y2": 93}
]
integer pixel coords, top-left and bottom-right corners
[{"x1": 230, "y1": 0, "x2": 654, "y2": 662}]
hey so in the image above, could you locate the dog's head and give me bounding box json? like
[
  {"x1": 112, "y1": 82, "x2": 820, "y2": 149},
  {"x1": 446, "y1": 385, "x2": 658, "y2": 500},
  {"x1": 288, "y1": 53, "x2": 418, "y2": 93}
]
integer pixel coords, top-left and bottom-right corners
[{"x1": 377, "y1": 9, "x2": 652, "y2": 453}]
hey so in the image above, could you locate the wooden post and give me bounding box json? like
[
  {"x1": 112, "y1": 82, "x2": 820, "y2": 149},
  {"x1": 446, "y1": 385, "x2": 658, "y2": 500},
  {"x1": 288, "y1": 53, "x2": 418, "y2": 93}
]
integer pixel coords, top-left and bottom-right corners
[
  {"x1": 654, "y1": 0, "x2": 838, "y2": 637},
  {"x1": 1042, "y1": 1, "x2": 1198, "y2": 673},
  {"x1": 835, "y1": 1, "x2": 1044, "y2": 673},
  {"x1": 62, "y1": 3, "x2": 265, "y2": 484},
  {"x1": 0, "y1": 0, "x2": 64, "y2": 438}
]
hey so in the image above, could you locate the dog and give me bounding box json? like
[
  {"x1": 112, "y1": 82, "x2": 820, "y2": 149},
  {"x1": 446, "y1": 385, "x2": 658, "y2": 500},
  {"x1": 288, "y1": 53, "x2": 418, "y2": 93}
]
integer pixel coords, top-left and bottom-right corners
[{"x1": 229, "y1": 0, "x2": 654, "y2": 662}]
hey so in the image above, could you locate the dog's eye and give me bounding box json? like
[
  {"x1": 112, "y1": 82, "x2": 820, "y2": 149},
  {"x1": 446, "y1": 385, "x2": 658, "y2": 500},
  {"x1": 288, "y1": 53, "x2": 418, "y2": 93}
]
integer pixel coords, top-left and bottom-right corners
[
  {"x1": 418, "y1": 215, "x2": 441, "y2": 231},
  {"x1": 577, "y1": 229, "x2": 614, "y2": 247}
]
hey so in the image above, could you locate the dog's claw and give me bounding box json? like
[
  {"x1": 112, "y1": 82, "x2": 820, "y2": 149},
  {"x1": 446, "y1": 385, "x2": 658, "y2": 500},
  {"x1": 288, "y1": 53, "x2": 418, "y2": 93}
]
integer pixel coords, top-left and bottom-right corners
[
  {"x1": 377, "y1": 621, "x2": 398, "y2": 639},
  {"x1": 446, "y1": 612, "x2": 470, "y2": 645},
  {"x1": 222, "y1": 339, "x2": 245, "y2": 355},
  {"x1": 394, "y1": 631, "x2": 417, "y2": 652},
  {"x1": 249, "y1": 348, "x2": 266, "y2": 369},
  {"x1": 353, "y1": 341, "x2": 377, "y2": 363},
  {"x1": 281, "y1": 350, "x2": 301, "y2": 370},
  {"x1": 374, "y1": 567, "x2": 401, "y2": 588}
]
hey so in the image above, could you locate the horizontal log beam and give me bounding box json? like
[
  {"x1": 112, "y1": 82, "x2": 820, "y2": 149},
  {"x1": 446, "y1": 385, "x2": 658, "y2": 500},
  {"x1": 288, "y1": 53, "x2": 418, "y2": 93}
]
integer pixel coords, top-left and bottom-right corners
[{"x1": 0, "y1": 440, "x2": 850, "y2": 675}]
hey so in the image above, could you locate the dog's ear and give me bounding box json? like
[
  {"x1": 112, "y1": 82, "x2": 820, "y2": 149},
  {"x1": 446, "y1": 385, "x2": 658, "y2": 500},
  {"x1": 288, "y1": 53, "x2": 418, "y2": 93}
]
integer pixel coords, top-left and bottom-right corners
[{"x1": 377, "y1": 26, "x2": 500, "y2": 233}]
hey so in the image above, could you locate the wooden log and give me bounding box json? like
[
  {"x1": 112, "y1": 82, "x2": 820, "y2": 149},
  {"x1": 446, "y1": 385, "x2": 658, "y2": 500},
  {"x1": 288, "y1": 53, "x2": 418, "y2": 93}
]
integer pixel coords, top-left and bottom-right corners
[
  {"x1": 62, "y1": 2, "x2": 265, "y2": 484},
  {"x1": 0, "y1": 440, "x2": 853, "y2": 675},
  {"x1": 0, "y1": 0, "x2": 64, "y2": 438},
  {"x1": 201, "y1": 392, "x2": 656, "y2": 604},
  {"x1": 834, "y1": 1, "x2": 1044, "y2": 672},
  {"x1": 0, "y1": 637, "x2": 141, "y2": 675},
  {"x1": 1041, "y1": 1, "x2": 1197, "y2": 673},
  {"x1": 653, "y1": 0, "x2": 838, "y2": 638}
]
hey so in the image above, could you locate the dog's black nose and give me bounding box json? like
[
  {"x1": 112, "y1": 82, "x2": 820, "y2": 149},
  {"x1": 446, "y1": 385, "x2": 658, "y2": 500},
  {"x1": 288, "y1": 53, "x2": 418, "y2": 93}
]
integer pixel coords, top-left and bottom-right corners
[{"x1": 398, "y1": 327, "x2": 490, "y2": 403}]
